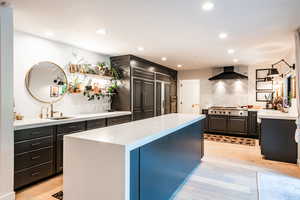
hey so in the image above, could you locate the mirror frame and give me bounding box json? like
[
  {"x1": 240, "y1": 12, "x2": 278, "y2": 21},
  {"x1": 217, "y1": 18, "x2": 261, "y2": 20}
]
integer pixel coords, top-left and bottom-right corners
[{"x1": 25, "y1": 61, "x2": 68, "y2": 104}]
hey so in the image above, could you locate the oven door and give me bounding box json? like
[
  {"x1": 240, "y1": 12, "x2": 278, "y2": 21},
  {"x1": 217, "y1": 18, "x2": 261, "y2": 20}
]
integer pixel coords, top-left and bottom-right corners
[
  {"x1": 227, "y1": 116, "x2": 248, "y2": 135},
  {"x1": 208, "y1": 115, "x2": 227, "y2": 133}
]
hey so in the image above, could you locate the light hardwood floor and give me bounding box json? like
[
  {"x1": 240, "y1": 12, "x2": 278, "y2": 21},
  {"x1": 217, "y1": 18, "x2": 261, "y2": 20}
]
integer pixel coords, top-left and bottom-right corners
[{"x1": 16, "y1": 140, "x2": 300, "y2": 200}]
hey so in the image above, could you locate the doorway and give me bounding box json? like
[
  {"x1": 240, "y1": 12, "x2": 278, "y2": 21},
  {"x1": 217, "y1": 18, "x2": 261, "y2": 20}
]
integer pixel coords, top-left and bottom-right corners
[{"x1": 179, "y1": 80, "x2": 200, "y2": 114}]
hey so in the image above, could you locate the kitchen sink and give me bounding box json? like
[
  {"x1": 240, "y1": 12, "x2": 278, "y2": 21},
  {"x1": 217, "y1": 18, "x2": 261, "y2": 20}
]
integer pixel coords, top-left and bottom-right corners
[{"x1": 49, "y1": 116, "x2": 73, "y2": 120}]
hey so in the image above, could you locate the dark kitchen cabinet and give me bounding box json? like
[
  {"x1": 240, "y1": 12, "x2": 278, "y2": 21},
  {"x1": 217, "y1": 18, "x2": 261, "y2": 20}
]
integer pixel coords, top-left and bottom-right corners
[
  {"x1": 164, "y1": 83, "x2": 171, "y2": 114},
  {"x1": 110, "y1": 55, "x2": 178, "y2": 119},
  {"x1": 227, "y1": 116, "x2": 247, "y2": 135},
  {"x1": 107, "y1": 115, "x2": 131, "y2": 126},
  {"x1": 143, "y1": 81, "x2": 155, "y2": 118},
  {"x1": 248, "y1": 111, "x2": 258, "y2": 137},
  {"x1": 133, "y1": 78, "x2": 154, "y2": 121},
  {"x1": 156, "y1": 82, "x2": 162, "y2": 116},
  {"x1": 14, "y1": 126, "x2": 55, "y2": 189},
  {"x1": 56, "y1": 134, "x2": 64, "y2": 173},
  {"x1": 133, "y1": 79, "x2": 144, "y2": 121},
  {"x1": 202, "y1": 109, "x2": 208, "y2": 132},
  {"x1": 86, "y1": 118, "x2": 106, "y2": 130},
  {"x1": 261, "y1": 119, "x2": 297, "y2": 163},
  {"x1": 208, "y1": 115, "x2": 227, "y2": 133},
  {"x1": 15, "y1": 115, "x2": 133, "y2": 189},
  {"x1": 56, "y1": 121, "x2": 86, "y2": 173}
]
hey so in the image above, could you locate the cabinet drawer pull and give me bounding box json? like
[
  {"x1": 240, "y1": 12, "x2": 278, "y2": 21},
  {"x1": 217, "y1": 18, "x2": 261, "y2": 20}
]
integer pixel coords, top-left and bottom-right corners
[
  {"x1": 31, "y1": 142, "x2": 42, "y2": 147},
  {"x1": 31, "y1": 172, "x2": 40, "y2": 176},
  {"x1": 31, "y1": 156, "x2": 41, "y2": 160}
]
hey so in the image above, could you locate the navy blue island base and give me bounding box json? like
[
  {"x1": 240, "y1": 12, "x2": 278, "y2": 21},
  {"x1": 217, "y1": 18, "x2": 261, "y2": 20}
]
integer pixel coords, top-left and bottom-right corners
[{"x1": 130, "y1": 119, "x2": 205, "y2": 200}]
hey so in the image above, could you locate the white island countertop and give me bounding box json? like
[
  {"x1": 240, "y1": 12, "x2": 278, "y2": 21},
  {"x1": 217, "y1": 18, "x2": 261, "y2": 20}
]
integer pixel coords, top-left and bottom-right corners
[
  {"x1": 66, "y1": 113, "x2": 205, "y2": 151},
  {"x1": 255, "y1": 109, "x2": 298, "y2": 121},
  {"x1": 14, "y1": 111, "x2": 132, "y2": 130}
]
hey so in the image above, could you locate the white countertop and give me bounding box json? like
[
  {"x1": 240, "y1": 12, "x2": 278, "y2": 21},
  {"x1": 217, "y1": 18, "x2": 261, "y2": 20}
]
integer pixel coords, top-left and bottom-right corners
[
  {"x1": 14, "y1": 111, "x2": 132, "y2": 130},
  {"x1": 256, "y1": 109, "x2": 298, "y2": 121},
  {"x1": 66, "y1": 113, "x2": 206, "y2": 151}
]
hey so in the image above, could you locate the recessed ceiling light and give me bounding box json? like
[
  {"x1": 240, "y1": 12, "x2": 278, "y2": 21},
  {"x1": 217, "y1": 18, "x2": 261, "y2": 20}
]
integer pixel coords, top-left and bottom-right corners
[
  {"x1": 45, "y1": 32, "x2": 54, "y2": 37},
  {"x1": 96, "y1": 28, "x2": 106, "y2": 35},
  {"x1": 161, "y1": 57, "x2": 167, "y2": 61},
  {"x1": 233, "y1": 59, "x2": 239, "y2": 63},
  {"x1": 227, "y1": 49, "x2": 235, "y2": 54},
  {"x1": 137, "y1": 46, "x2": 144, "y2": 51},
  {"x1": 177, "y1": 64, "x2": 182, "y2": 68},
  {"x1": 219, "y1": 33, "x2": 228, "y2": 39},
  {"x1": 202, "y1": 2, "x2": 215, "y2": 11}
]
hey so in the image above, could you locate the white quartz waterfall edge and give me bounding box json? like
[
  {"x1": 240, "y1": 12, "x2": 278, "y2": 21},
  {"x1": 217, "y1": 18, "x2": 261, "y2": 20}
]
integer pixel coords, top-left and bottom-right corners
[{"x1": 295, "y1": 28, "x2": 300, "y2": 166}]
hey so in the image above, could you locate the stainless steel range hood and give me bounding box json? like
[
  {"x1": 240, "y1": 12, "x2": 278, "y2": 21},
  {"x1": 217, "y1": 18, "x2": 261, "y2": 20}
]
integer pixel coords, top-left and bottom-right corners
[{"x1": 208, "y1": 66, "x2": 248, "y2": 81}]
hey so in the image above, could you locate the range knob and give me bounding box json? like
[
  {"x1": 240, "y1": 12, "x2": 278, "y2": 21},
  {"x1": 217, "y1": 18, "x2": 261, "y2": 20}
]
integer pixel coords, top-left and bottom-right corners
[{"x1": 228, "y1": 112, "x2": 231, "y2": 115}]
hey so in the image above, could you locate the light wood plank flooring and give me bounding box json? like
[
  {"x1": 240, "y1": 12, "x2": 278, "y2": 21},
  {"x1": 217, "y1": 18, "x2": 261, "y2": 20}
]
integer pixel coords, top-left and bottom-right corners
[{"x1": 16, "y1": 140, "x2": 300, "y2": 200}]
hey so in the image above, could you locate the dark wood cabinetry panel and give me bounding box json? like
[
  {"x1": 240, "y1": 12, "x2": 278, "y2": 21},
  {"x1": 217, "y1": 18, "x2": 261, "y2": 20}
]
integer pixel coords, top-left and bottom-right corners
[
  {"x1": 14, "y1": 126, "x2": 55, "y2": 190},
  {"x1": 201, "y1": 109, "x2": 208, "y2": 132},
  {"x1": 15, "y1": 115, "x2": 133, "y2": 189},
  {"x1": 15, "y1": 147, "x2": 53, "y2": 171},
  {"x1": 57, "y1": 121, "x2": 86, "y2": 135},
  {"x1": 110, "y1": 55, "x2": 177, "y2": 118},
  {"x1": 164, "y1": 83, "x2": 171, "y2": 114},
  {"x1": 14, "y1": 162, "x2": 53, "y2": 189},
  {"x1": 107, "y1": 115, "x2": 131, "y2": 126},
  {"x1": 208, "y1": 115, "x2": 227, "y2": 133},
  {"x1": 133, "y1": 79, "x2": 143, "y2": 120},
  {"x1": 143, "y1": 81, "x2": 154, "y2": 117},
  {"x1": 110, "y1": 55, "x2": 131, "y2": 111},
  {"x1": 227, "y1": 116, "x2": 248, "y2": 134},
  {"x1": 86, "y1": 119, "x2": 106, "y2": 130},
  {"x1": 248, "y1": 111, "x2": 258, "y2": 137},
  {"x1": 261, "y1": 119, "x2": 297, "y2": 163},
  {"x1": 56, "y1": 121, "x2": 87, "y2": 173},
  {"x1": 132, "y1": 68, "x2": 155, "y2": 80},
  {"x1": 15, "y1": 136, "x2": 53, "y2": 155},
  {"x1": 133, "y1": 78, "x2": 154, "y2": 120},
  {"x1": 15, "y1": 126, "x2": 54, "y2": 142},
  {"x1": 156, "y1": 82, "x2": 162, "y2": 116},
  {"x1": 56, "y1": 134, "x2": 64, "y2": 173}
]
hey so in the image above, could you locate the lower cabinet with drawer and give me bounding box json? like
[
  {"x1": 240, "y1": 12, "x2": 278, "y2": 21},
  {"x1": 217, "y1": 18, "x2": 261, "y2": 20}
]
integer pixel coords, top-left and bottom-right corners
[
  {"x1": 107, "y1": 115, "x2": 131, "y2": 126},
  {"x1": 86, "y1": 118, "x2": 106, "y2": 130},
  {"x1": 56, "y1": 121, "x2": 87, "y2": 174},
  {"x1": 14, "y1": 126, "x2": 55, "y2": 190},
  {"x1": 14, "y1": 114, "x2": 132, "y2": 189}
]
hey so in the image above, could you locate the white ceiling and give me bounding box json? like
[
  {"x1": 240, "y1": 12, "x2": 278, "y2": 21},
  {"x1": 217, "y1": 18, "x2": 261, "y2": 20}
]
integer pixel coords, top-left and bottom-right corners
[{"x1": 7, "y1": 0, "x2": 300, "y2": 70}]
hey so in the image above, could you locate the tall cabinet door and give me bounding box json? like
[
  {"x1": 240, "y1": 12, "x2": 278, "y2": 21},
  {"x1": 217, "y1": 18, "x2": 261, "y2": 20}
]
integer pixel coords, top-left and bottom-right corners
[
  {"x1": 142, "y1": 81, "x2": 155, "y2": 118},
  {"x1": 164, "y1": 83, "x2": 171, "y2": 114},
  {"x1": 133, "y1": 79, "x2": 143, "y2": 121},
  {"x1": 156, "y1": 82, "x2": 162, "y2": 116}
]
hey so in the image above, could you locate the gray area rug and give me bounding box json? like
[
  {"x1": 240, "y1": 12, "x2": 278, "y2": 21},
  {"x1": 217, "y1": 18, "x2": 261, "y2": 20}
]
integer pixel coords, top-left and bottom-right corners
[{"x1": 257, "y1": 172, "x2": 300, "y2": 200}]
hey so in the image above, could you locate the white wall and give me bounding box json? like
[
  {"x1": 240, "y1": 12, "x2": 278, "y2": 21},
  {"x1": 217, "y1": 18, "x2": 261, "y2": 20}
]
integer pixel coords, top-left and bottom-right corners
[
  {"x1": 178, "y1": 66, "x2": 250, "y2": 110},
  {"x1": 14, "y1": 31, "x2": 112, "y2": 118}
]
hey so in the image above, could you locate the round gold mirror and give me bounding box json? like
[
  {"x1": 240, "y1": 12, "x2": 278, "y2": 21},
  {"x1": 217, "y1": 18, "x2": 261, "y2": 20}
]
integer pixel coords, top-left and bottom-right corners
[{"x1": 25, "y1": 61, "x2": 68, "y2": 104}]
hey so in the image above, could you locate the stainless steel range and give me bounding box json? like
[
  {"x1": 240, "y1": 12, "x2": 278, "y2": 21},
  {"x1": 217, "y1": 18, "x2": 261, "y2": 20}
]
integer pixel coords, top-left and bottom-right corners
[{"x1": 208, "y1": 106, "x2": 248, "y2": 116}]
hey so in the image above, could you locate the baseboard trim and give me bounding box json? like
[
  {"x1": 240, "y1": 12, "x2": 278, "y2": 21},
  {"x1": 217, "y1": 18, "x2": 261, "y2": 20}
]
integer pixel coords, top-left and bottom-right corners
[{"x1": 0, "y1": 192, "x2": 15, "y2": 200}]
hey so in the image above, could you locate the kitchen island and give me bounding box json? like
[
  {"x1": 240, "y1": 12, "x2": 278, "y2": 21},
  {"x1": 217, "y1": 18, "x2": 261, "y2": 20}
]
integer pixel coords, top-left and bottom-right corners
[
  {"x1": 64, "y1": 113, "x2": 206, "y2": 200},
  {"x1": 257, "y1": 109, "x2": 298, "y2": 164}
]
